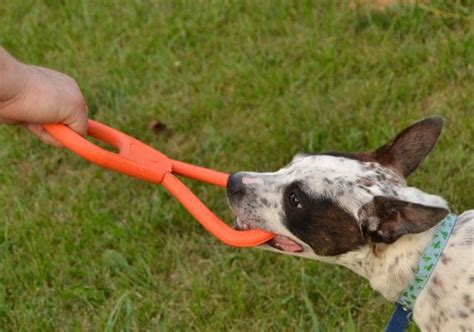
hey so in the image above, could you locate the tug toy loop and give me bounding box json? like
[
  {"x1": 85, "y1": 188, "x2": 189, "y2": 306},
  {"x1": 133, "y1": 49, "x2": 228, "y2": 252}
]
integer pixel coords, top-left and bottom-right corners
[{"x1": 44, "y1": 120, "x2": 274, "y2": 247}]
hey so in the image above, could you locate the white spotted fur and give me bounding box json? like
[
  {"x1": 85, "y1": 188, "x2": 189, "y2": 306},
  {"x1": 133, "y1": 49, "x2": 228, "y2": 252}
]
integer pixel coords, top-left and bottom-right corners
[{"x1": 230, "y1": 154, "x2": 473, "y2": 331}]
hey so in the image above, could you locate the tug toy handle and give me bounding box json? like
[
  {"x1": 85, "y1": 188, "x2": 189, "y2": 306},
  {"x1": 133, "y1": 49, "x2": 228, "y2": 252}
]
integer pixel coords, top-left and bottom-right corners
[{"x1": 43, "y1": 120, "x2": 274, "y2": 247}]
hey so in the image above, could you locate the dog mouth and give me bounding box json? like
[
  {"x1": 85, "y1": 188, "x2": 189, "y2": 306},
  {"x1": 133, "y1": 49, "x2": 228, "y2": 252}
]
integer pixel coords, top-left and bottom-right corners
[
  {"x1": 235, "y1": 220, "x2": 303, "y2": 253},
  {"x1": 265, "y1": 235, "x2": 304, "y2": 253}
]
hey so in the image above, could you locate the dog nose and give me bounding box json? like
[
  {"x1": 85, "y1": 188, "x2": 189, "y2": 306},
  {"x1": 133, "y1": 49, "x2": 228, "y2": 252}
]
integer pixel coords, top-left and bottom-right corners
[{"x1": 227, "y1": 172, "x2": 246, "y2": 197}]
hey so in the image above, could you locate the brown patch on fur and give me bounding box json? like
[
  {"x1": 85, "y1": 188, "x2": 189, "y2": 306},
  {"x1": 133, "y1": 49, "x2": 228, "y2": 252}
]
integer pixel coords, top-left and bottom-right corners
[
  {"x1": 355, "y1": 177, "x2": 376, "y2": 187},
  {"x1": 370, "y1": 243, "x2": 388, "y2": 256},
  {"x1": 440, "y1": 254, "x2": 452, "y2": 265},
  {"x1": 284, "y1": 185, "x2": 368, "y2": 256},
  {"x1": 428, "y1": 287, "x2": 440, "y2": 303},
  {"x1": 459, "y1": 311, "x2": 469, "y2": 319},
  {"x1": 463, "y1": 294, "x2": 471, "y2": 307}
]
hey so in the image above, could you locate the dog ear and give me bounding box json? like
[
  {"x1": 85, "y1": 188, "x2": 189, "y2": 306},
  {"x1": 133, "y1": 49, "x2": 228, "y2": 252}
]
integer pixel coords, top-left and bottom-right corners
[
  {"x1": 371, "y1": 116, "x2": 444, "y2": 177},
  {"x1": 359, "y1": 196, "x2": 449, "y2": 244}
]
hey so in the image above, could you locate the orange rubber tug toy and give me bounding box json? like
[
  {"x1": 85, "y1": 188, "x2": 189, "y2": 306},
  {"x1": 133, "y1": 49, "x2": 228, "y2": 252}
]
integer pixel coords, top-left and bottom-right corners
[{"x1": 44, "y1": 120, "x2": 274, "y2": 247}]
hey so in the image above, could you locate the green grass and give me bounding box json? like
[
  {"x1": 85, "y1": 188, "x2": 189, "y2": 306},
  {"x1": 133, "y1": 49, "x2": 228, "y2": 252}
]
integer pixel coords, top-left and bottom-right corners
[{"x1": 0, "y1": 1, "x2": 473, "y2": 330}]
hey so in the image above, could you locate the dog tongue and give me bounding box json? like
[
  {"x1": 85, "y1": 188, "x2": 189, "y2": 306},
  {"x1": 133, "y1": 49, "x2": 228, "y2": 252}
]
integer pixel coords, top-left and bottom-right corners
[{"x1": 273, "y1": 235, "x2": 303, "y2": 252}]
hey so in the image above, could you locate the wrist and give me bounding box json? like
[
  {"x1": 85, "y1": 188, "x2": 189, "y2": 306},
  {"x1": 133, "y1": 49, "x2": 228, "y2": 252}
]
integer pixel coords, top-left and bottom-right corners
[{"x1": 0, "y1": 47, "x2": 28, "y2": 104}]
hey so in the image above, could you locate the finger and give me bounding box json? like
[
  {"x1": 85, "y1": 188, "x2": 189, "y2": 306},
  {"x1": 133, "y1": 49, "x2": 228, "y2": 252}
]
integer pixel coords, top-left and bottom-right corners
[
  {"x1": 26, "y1": 123, "x2": 64, "y2": 148},
  {"x1": 64, "y1": 97, "x2": 89, "y2": 137}
]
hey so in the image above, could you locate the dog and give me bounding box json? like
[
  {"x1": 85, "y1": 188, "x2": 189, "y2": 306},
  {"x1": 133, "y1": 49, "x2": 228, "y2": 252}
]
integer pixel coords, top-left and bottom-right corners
[{"x1": 227, "y1": 116, "x2": 473, "y2": 331}]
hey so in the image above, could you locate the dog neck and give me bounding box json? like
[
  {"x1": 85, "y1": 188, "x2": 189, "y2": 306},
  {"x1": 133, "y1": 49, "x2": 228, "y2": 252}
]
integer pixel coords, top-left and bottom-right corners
[
  {"x1": 332, "y1": 228, "x2": 436, "y2": 301},
  {"x1": 327, "y1": 187, "x2": 449, "y2": 301}
]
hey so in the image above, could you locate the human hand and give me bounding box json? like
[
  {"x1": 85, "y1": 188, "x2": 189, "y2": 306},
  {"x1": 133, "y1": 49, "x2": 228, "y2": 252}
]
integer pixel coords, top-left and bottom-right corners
[{"x1": 0, "y1": 48, "x2": 88, "y2": 147}]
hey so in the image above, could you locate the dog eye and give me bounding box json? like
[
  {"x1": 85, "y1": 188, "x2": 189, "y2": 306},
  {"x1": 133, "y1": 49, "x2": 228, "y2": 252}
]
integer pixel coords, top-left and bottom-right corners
[{"x1": 288, "y1": 192, "x2": 302, "y2": 208}]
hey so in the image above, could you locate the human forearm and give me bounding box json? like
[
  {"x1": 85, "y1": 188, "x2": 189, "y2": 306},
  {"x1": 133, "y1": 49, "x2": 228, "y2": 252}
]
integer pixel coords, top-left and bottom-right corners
[{"x1": 0, "y1": 47, "x2": 28, "y2": 107}]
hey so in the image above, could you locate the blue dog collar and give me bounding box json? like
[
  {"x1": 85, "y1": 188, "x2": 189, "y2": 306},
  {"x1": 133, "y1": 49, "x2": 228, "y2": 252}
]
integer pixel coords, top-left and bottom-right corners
[{"x1": 385, "y1": 213, "x2": 457, "y2": 332}]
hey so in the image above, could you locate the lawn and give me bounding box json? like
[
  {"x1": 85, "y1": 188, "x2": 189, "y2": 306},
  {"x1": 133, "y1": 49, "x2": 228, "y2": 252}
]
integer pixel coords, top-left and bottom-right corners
[{"x1": 0, "y1": 1, "x2": 473, "y2": 331}]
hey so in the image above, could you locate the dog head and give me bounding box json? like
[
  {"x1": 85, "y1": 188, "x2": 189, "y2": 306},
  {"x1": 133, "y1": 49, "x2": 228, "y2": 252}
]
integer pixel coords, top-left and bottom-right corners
[{"x1": 227, "y1": 117, "x2": 449, "y2": 259}]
